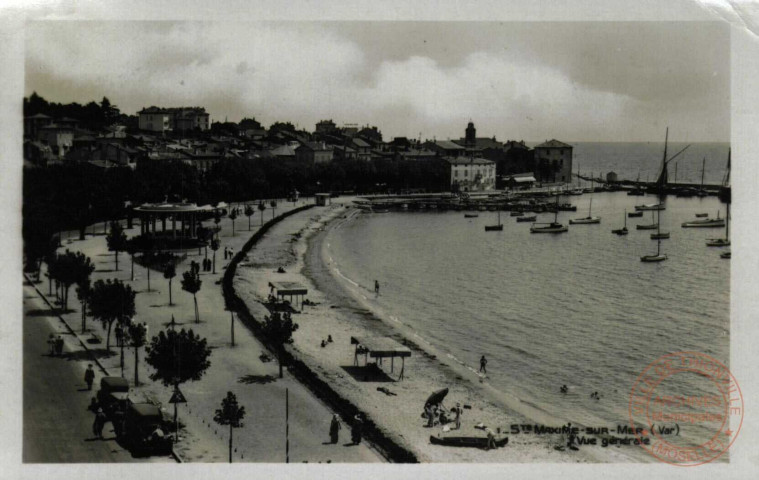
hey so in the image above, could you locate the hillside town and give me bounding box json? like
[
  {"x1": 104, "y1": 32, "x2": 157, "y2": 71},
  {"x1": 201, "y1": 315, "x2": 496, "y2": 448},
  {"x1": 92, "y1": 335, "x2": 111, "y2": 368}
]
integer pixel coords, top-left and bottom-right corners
[{"x1": 24, "y1": 94, "x2": 573, "y2": 193}]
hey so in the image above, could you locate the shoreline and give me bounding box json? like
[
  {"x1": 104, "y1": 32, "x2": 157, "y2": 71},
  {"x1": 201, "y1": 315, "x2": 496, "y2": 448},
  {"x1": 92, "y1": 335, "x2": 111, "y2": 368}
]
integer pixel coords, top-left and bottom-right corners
[{"x1": 233, "y1": 200, "x2": 635, "y2": 462}]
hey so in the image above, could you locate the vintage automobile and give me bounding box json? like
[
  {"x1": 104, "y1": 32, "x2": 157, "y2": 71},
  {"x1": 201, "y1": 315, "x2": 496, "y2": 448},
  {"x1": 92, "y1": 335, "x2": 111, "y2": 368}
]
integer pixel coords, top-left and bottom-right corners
[
  {"x1": 118, "y1": 401, "x2": 173, "y2": 456},
  {"x1": 96, "y1": 376, "x2": 130, "y2": 418}
]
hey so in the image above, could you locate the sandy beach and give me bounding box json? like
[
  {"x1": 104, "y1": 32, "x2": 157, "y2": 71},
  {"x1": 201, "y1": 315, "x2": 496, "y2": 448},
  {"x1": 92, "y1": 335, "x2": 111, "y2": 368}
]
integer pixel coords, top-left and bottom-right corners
[{"x1": 235, "y1": 199, "x2": 637, "y2": 463}]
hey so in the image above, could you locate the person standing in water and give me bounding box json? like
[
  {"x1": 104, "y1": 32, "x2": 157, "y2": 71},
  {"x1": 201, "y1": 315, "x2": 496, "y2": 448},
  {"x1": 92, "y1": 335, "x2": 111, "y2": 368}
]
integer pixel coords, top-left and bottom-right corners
[{"x1": 374, "y1": 280, "x2": 380, "y2": 296}]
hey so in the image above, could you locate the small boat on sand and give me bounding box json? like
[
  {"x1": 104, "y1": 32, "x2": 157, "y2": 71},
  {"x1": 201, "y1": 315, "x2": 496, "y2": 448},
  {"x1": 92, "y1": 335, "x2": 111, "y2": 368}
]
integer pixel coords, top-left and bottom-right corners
[{"x1": 430, "y1": 435, "x2": 509, "y2": 448}]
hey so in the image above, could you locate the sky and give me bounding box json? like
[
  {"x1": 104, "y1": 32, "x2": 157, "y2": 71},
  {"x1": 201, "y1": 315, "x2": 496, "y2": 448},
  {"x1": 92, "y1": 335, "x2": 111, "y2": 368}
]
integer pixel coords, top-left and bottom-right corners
[{"x1": 25, "y1": 21, "x2": 730, "y2": 142}]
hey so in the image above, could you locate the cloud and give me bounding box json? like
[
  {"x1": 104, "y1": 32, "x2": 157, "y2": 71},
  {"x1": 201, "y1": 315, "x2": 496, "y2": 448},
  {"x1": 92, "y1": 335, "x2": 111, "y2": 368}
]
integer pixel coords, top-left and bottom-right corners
[{"x1": 25, "y1": 21, "x2": 729, "y2": 141}]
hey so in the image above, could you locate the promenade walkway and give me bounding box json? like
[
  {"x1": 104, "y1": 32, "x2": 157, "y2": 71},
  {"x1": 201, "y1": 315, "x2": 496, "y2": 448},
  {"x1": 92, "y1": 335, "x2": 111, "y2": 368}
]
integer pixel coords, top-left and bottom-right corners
[{"x1": 33, "y1": 198, "x2": 381, "y2": 463}]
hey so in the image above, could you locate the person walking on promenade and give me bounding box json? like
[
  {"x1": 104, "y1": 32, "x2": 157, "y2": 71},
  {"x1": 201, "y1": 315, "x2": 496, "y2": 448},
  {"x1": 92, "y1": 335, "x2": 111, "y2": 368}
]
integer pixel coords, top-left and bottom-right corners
[
  {"x1": 84, "y1": 364, "x2": 95, "y2": 390},
  {"x1": 93, "y1": 408, "x2": 107, "y2": 439},
  {"x1": 55, "y1": 335, "x2": 64, "y2": 356},
  {"x1": 115, "y1": 325, "x2": 123, "y2": 348},
  {"x1": 479, "y1": 355, "x2": 487, "y2": 374},
  {"x1": 48, "y1": 334, "x2": 56, "y2": 355},
  {"x1": 351, "y1": 414, "x2": 363, "y2": 445},
  {"x1": 329, "y1": 414, "x2": 341, "y2": 444}
]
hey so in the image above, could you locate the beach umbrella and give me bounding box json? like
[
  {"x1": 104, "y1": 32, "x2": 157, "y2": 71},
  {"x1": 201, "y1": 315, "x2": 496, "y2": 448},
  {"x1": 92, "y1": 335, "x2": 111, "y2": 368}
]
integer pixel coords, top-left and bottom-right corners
[{"x1": 425, "y1": 388, "x2": 449, "y2": 406}]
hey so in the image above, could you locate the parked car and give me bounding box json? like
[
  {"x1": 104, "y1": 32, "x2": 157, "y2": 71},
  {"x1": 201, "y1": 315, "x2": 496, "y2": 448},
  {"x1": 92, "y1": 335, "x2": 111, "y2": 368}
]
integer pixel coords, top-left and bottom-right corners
[
  {"x1": 96, "y1": 376, "x2": 130, "y2": 419},
  {"x1": 118, "y1": 401, "x2": 173, "y2": 456}
]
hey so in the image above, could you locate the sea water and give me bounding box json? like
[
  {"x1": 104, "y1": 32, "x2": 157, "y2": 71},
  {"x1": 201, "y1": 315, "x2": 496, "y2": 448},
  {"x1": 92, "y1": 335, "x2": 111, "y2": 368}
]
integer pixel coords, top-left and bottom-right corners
[{"x1": 322, "y1": 145, "x2": 730, "y2": 454}]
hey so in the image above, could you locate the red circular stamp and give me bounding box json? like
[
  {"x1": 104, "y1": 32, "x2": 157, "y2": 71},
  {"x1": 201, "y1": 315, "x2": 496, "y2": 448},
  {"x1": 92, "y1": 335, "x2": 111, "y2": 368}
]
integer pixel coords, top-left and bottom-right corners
[{"x1": 629, "y1": 351, "x2": 743, "y2": 466}]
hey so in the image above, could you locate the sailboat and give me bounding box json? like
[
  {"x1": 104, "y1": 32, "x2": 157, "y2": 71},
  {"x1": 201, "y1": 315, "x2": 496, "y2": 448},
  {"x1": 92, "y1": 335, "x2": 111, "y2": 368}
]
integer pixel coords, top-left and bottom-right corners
[
  {"x1": 485, "y1": 211, "x2": 503, "y2": 231},
  {"x1": 696, "y1": 158, "x2": 708, "y2": 197},
  {"x1": 641, "y1": 216, "x2": 667, "y2": 262},
  {"x1": 636, "y1": 210, "x2": 658, "y2": 230},
  {"x1": 612, "y1": 210, "x2": 629, "y2": 235},
  {"x1": 628, "y1": 170, "x2": 645, "y2": 196},
  {"x1": 635, "y1": 203, "x2": 665, "y2": 211},
  {"x1": 569, "y1": 181, "x2": 601, "y2": 224},
  {"x1": 650, "y1": 209, "x2": 670, "y2": 239},
  {"x1": 706, "y1": 203, "x2": 730, "y2": 246},
  {"x1": 530, "y1": 196, "x2": 568, "y2": 233},
  {"x1": 682, "y1": 210, "x2": 725, "y2": 228}
]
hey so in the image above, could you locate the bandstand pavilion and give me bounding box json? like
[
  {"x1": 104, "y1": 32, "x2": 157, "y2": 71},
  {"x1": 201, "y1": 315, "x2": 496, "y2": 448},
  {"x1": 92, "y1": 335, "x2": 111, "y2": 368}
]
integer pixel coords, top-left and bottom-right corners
[{"x1": 133, "y1": 202, "x2": 219, "y2": 239}]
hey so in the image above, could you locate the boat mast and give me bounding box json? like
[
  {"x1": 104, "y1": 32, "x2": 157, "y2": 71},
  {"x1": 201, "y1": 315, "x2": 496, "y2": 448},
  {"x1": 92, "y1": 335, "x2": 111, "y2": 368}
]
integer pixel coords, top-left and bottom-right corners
[
  {"x1": 656, "y1": 210, "x2": 662, "y2": 255},
  {"x1": 700, "y1": 157, "x2": 706, "y2": 192},
  {"x1": 726, "y1": 203, "x2": 730, "y2": 240}
]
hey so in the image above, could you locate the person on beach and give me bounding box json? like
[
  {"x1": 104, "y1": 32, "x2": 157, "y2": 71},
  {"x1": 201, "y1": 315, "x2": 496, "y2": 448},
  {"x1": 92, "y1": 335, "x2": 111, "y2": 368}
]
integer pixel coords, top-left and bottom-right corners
[
  {"x1": 351, "y1": 415, "x2": 363, "y2": 445},
  {"x1": 485, "y1": 427, "x2": 497, "y2": 450},
  {"x1": 84, "y1": 364, "x2": 95, "y2": 390},
  {"x1": 479, "y1": 355, "x2": 487, "y2": 374},
  {"x1": 55, "y1": 336, "x2": 64, "y2": 356},
  {"x1": 48, "y1": 334, "x2": 55, "y2": 355},
  {"x1": 426, "y1": 404, "x2": 436, "y2": 427},
  {"x1": 374, "y1": 280, "x2": 380, "y2": 295},
  {"x1": 329, "y1": 414, "x2": 341, "y2": 444},
  {"x1": 453, "y1": 403, "x2": 463, "y2": 430}
]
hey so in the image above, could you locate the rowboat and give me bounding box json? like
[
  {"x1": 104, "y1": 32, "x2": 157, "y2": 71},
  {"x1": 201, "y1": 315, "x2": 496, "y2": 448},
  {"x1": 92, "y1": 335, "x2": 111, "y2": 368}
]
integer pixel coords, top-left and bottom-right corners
[{"x1": 430, "y1": 435, "x2": 509, "y2": 448}]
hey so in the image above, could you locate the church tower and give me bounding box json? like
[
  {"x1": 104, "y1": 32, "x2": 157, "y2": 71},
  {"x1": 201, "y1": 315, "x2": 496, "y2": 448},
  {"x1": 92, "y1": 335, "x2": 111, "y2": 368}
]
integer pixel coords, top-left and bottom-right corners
[{"x1": 465, "y1": 120, "x2": 476, "y2": 148}]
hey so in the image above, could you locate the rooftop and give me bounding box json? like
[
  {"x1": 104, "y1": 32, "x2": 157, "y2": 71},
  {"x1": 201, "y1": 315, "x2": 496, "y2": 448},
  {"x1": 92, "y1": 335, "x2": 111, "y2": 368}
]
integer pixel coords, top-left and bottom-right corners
[
  {"x1": 445, "y1": 156, "x2": 495, "y2": 166},
  {"x1": 535, "y1": 139, "x2": 572, "y2": 149}
]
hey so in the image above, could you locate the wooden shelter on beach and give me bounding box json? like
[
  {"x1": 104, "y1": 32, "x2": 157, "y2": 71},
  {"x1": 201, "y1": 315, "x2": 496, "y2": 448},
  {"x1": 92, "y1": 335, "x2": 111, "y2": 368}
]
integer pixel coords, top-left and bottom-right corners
[
  {"x1": 268, "y1": 281, "x2": 308, "y2": 308},
  {"x1": 351, "y1": 335, "x2": 412, "y2": 380}
]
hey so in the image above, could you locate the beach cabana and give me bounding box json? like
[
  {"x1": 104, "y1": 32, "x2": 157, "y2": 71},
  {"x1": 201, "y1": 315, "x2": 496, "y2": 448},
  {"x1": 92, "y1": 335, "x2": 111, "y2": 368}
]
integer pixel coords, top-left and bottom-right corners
[
  {"x1": 351, "y1": 336, "x2": 411, "y2": 380},
  {"x1": 315, "y1": 193, "x2": 331, "y2": 206},
  {"x1": 268, "y1": 281, "x2": 308, "y2": 308}
]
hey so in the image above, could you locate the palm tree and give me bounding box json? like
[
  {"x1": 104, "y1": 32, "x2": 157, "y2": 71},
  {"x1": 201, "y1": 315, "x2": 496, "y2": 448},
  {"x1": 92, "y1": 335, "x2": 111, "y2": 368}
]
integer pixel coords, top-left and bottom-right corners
[
  {"x1": 89, "y1": 279, "x2": 136, "y2": 353},
  {"x1": 210, "y1": 238, "x2": 220, "y2": 274},
  {"x1": 164, "y1": 263, "x2": 176, "y2": 305},
  {"x1": 181, "y1": 269, "x2": 202, "y2": 323},
  {"x1": 106, "y1": 221, "x2": 127, "y2": 271},
  {"x1": 270, "y1": 200, "x2": 277, "y2": 219},
  {"x1": 128, "y1": 322, "x2": 147, "y2": 386},
  {"x1": 228, "y1": 209, "x2": 238, "y2": 236},
  {"x1": 258, "y1": 202, "x2": 266, "y2": 226},
  {"x1": 244, "y1": 205, "x2": 254, "y2": 231},
  {"x1": 214, "y1": 392, "x2": 246, "y2": 463},
  {"x1": 262, "y1": 311, "x2": 299, "y2": 378}
]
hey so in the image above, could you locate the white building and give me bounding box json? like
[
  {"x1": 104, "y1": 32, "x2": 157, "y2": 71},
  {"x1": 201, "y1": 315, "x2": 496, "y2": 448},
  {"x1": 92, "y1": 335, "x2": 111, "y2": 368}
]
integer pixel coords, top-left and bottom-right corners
[
  {"x1": 138, "y1": 106, "x2": 210, "y2": 133},
  {"x1": 446, "y1": 156, "x2": 496, "y2": 192}
]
